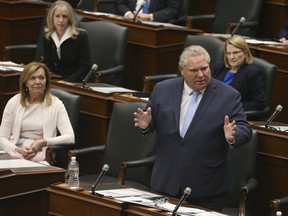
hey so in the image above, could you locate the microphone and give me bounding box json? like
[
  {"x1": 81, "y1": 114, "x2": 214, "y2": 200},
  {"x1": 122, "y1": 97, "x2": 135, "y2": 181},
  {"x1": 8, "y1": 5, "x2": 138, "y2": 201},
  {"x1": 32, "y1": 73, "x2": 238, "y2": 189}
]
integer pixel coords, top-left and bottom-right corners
[
  {"x1": 172, "y1": 187, "x2": 191, "y2": 216},
  {"x1": 77, "y1": 0, "x2": 84, "y2": 8},
  {"x1": 91, "y1": 164, "x2": 109, "y2": 195},
  {"x1": 265, "y1": 104, "x2": 283, "y2": 128},
  {"x1": 231, "y1": 17, "x2": 246, "y2": 36},
  {"x1": 82, "y1": 64, "x2": 98, "y2": 88},
  {"x1": 133, "y1": 1, "x2": 146, "y2": 22}
]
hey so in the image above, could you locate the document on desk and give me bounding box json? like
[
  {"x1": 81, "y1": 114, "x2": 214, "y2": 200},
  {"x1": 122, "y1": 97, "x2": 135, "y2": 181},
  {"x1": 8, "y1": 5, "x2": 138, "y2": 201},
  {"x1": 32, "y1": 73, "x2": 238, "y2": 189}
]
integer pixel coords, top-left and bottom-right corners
[
  {"x1": 90, "y1": 86, "x2": 137, "y2": 94},
  {"x1": 245, "y1": 38, "x2": 284, "y2": 45},
  {"x1": 0, "y1": 159, "x2": 47, "y2": 169},
  {"x1": 259, "y1": 125, "x2": 288, "y2": 132},
  {"x1": 0, "y1": 61, "x2": 24, "y2": 72},
  {"x1": 95, "y1": 187, "x2": 162, "y2": 199}
]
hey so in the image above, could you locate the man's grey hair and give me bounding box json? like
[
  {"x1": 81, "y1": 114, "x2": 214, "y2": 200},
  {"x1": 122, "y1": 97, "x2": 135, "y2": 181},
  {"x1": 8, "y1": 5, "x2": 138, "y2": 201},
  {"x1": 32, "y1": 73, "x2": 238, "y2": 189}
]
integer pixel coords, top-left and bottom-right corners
[{"x1": 179, "y1": 45, "x2": 211, "y2": 68}]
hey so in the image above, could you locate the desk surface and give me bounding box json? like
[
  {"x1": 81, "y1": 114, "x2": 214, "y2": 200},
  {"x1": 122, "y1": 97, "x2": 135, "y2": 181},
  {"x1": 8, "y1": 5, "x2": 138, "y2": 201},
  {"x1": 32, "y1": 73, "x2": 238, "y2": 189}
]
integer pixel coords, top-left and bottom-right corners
[
  {"x1": 0, "y1": 155, "x2": 65, "y2": 216},
  {"x1": 0, "y1": 155, "x2": 65, "y2": 198},
  {"x1": 48, "y1": 183, "x2": 229, "y2": 216}
]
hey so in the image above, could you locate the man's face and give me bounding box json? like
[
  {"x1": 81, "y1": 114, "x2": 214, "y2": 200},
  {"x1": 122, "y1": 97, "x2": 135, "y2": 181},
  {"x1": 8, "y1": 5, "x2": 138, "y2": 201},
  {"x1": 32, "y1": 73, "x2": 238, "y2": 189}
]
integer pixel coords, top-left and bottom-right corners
[{"x1": 180, "y1": 54, "x2": 211, "y2": 90}]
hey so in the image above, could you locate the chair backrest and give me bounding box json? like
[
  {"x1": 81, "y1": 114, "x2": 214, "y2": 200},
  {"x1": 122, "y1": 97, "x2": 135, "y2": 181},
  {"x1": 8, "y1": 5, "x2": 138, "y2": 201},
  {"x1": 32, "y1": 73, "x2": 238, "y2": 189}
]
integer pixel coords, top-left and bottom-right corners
[
  {"x1": 224, "y1": 130, "x2": 258, "y2": 212},
  {"x1": 244, "y1": 57, "x2": 276, "y2": 120},
  {"x1": 183, "y1": 35, "x2": 225, "y2": 69},
  {"x1": 103, "y1": 102, "x2": 157, "y2": 188},
  {"x1": 169, "y1": 0, "x2": 190, "y2": 26},
  {"x1": 78, "y1": 21, "x2": 128, "y2": 86},
  {"x1": 252, "y1": 57, "x2": 276, "y2": 111},
  {"x1": 212, "y1": 0, "x2": 264, "y2": 36},
  {"x1": 50, "y1": 88, "x2": 81, "y2": 134}
]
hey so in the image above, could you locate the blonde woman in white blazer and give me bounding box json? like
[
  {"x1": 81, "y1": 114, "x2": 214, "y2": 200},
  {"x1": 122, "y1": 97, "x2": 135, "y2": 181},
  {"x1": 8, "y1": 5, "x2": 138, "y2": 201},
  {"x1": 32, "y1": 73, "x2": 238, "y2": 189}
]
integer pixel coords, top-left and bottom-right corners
[{"x1": 0, "y1": 62, "x2": 74, "y2": 162}]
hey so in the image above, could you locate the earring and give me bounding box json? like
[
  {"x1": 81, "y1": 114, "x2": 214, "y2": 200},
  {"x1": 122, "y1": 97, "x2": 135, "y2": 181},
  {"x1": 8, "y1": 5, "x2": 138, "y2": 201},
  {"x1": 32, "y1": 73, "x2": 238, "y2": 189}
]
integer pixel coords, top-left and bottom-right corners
[{"x1": 25, "y1": 87, "x2": 28, "y2": 92}]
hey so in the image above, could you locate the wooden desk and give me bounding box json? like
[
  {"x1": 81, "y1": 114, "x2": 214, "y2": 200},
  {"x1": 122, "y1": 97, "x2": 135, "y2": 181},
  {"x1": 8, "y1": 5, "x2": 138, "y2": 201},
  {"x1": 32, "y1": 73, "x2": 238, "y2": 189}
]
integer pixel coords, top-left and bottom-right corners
[
  {"x1": 0, "y1": 0, "x2": 48, "y2": 63},
  {"x1": 48, "y1": 183, "x2": 127, "y2": 216},
  {"x1": 49, "y1": 183, "x2": 228, "y2": 216},
  {"x1": 77, "y1": 11, "x2": 203, "y2": 91},
  {"x1": 0, "y1": 70, "x2": 20, "y2": 120},
  {"x1": 250, "y1": 123, "x2": 288, "y2": 216},
  {"x1": 0, "y1": 155, "x2": 65, "y2": 216}
]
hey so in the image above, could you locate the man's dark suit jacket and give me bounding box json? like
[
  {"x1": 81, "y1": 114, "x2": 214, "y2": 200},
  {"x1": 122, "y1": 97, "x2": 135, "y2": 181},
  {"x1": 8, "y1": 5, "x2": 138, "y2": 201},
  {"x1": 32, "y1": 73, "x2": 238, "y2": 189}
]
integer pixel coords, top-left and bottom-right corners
[
  {"x1": 279, "y1": 19, "x2": 288, "y2": 39},
  {"x1": 145, "y1": 77, "x2": 252, "y2": 198},
  {"x1": 116, "y1": 0, "x2": 182, "y2": 22},
  {"x1": 43, "y1": 30, "x2": 91, "y2": 82},
  {"x1": 213, "y1": 62, "x2": 266, "y2": 111}
]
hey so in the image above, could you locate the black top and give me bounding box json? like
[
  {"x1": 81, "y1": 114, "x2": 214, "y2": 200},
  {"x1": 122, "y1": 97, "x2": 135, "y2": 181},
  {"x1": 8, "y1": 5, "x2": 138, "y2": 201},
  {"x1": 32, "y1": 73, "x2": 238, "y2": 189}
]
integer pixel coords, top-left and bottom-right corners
[
  {"x1": 213, "y1": 61, "x2": 266, "y2": 111},
  {"x1": 43, "y1": 30, "x2": 91, "y2": 82}
]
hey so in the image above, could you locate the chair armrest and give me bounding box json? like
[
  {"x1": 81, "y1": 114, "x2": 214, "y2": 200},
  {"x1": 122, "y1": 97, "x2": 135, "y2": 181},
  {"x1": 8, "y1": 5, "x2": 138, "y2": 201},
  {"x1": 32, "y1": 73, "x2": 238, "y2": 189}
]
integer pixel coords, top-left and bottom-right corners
[
  {"x1": 244, "y1": 107, "x2": 270, "y2": 121},
  {"x1": 117, "y1": 155, "x2": 155, "y2": 185},
  {"x1": 46, "y1": 144, "x2": 74, "y2": 167},
  {"x1": 95, "y1": 65, "x2": 124, "y2": 82},
  {"x1": 227, "y1": 21, "x2": 259, "y2": 34},
  {"x1": 5, "y1": 44, "x2": 37, "y2": 51},
  {"x1": 4, "y1": 44, "x2": 37, "y2": 61},
  {"x1": 239, "y1": 178, "x2": 258, "y2": 216},
  {"x1": 143, "y1": 74, "x2": 178, "y2": 92},
  {"x1": 270, "y1": 196, "x2": 288, "y2": 215},
  {"x1": 186, "y1": 14, "x2": 215, "y2": 28},
  {"x1": 68, "y1": 145, "x2": 106, "y2": 157}
]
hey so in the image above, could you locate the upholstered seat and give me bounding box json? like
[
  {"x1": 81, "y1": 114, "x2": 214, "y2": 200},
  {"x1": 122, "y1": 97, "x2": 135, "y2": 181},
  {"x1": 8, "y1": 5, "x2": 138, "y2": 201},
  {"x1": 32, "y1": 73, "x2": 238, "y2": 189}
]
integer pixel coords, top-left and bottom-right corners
[
  {"x1": 244, "y1": 57, "x2": 276, "y2": 121},
  {"x1": 78, "y1": 21, "x2": 128, "y2": 86},
  {"x1": 68, "y1": 102, "x2": 157, "y2": 190},
  {"x1": 45, "y1": 88, "x2": 81, "y2": 168},
  {"x1": 222, "y1": 130, "x2": 259, "y2": 216}
]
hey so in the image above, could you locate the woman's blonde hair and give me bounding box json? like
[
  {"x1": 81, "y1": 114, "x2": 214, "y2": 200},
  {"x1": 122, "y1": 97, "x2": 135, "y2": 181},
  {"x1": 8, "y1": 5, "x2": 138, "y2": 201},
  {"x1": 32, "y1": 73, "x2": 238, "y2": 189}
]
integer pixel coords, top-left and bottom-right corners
[
  {"x1": 44, "y1": 0, "x2": 79, "y2": 39},
  {"x1": 19, "y1": 62, "x2": 52, "y2": 107},
  {"x1": 224, "y1": 35, "x2": 253, "y2": 68}
]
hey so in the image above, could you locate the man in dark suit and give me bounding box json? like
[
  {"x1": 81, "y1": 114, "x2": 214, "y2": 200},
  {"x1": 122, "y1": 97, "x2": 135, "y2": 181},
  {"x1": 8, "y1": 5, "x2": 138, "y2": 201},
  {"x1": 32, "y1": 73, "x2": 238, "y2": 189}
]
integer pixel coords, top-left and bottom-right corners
[
  {"x1": 279, "y1": 19, "x2": 288, "y2": 43},
  {"x1": 116, "y1": 0, "x2": 182, "y2": 22},
  {"x1": 134, "y1": 45, "x2": 252, "y2": 211}
]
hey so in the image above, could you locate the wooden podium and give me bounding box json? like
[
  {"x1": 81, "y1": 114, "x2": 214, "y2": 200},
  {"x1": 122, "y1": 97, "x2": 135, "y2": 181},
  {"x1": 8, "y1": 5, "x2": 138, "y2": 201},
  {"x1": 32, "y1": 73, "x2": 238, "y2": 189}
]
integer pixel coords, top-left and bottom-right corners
[{"x1": 77, "y1": 11, "x2": 203, "y2": 91}]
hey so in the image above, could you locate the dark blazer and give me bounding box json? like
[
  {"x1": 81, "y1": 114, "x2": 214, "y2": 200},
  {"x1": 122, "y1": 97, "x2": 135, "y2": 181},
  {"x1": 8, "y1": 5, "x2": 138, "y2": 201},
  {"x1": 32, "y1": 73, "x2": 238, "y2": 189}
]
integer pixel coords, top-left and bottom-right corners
[
  {"x1": 145, "y1": 77, "x2": 252, "y2": 198},
  {"x1": 43, "y1": 30, "x2": 91, "y2": 82},
  {"x1": 279, "y1": 19, "x2": 288, "y2": 39},
  {"x1": 116, "y1": 0, "x2": 182, "y2": 22},
  {"x1": 213, "y1": 61, "x2": 266, "y2": 111}
]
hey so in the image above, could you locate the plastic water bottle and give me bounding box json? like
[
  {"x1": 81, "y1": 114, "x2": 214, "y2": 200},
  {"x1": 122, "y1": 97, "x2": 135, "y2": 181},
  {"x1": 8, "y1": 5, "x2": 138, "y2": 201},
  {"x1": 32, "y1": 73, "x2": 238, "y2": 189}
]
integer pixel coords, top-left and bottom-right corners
[{"x1": 68, "y1": 156, "x2": 79, "y2": 189}]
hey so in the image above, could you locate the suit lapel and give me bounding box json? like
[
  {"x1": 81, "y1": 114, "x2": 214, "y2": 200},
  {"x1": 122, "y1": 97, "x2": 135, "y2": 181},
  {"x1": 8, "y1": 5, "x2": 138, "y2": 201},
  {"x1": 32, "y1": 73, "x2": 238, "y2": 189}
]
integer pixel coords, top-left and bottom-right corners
[{"x1": 173, "y1": 78, "x2": 184, "y2": 132}]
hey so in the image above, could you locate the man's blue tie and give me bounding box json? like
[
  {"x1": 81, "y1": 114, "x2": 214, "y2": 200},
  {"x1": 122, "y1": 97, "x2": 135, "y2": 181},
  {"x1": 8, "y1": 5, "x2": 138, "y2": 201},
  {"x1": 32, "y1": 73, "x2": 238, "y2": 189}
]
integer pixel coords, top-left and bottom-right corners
[
  {"x1": 181, "y1": 90, "x2": 200, "y2": 138},
  {"x1": 142, "y1": 0, "x2": 149, "y2": 13}
]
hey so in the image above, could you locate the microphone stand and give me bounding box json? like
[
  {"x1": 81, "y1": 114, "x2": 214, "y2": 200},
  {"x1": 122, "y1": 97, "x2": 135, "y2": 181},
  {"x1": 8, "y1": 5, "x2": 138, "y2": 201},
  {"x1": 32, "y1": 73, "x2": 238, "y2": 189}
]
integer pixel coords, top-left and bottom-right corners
[
  {"x1": 133, "y1": 2, "x2": 145, "y2": 22},
  {"x1": 82, "y1": 64, "x2": 98, "y2": 90},
  {"x1": 231, "y1": 17, "x2": 245, "y2": 36}
]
